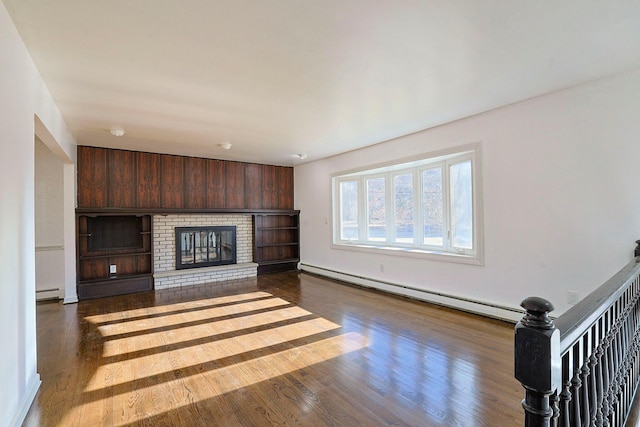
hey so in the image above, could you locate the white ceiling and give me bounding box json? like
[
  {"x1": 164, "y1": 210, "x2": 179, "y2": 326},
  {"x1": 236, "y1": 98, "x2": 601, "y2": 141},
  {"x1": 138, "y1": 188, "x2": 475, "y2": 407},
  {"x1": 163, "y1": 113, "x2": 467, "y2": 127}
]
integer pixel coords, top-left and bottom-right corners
[{"x1": 4, "y1": 1, "x2": 640, "y2": 166}]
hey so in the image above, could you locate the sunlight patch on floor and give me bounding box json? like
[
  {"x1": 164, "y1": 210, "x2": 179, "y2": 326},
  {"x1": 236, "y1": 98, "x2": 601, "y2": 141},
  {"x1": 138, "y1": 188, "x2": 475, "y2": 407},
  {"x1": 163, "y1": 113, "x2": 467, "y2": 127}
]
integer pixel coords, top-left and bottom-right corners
[
  {"x1": 61, "y1": 330, "x2": 368, "y2": 426},
  {"x1": 98, "y1": 296, "x2": 291, "y2": 337},
  {"x1": 83, "y1": 291, "x2": 274, "y2": 324},
  {"x1": 64, "y1": 291, "x2": 369, "y2": 426},
  {"x1": 101, "y1": 305, "x2": 314, "y2": 357}
]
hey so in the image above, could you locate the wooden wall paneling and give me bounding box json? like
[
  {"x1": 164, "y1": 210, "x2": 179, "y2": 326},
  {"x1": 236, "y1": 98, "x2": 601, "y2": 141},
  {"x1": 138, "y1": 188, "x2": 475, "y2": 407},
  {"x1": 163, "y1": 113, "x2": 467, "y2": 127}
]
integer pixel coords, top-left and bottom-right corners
[
  {"x1": 206, "y1": 159, "x2": 226, "y2": 208},
  {"x1": 184, "y1": 157, "x2": 207, "y2": 209},
  {"x1": 225, "y1": 161, "x2": 246, "y2": 209},
  {"x1": 262, "y1": 165, "x2": 278, "y2": 209},
  {"x1": 136, "y1": 253, "x2": 152, "y2": 275},
  {"x1": 113, "y1": 254, "x2": 137, "y2": 276},
  {"x1": 246, "y1": 163, "x2": 263, "y2": 209},
  {"x1": 77, "y1": 146, "x2": 108, "y2": 208},
  {"x1": 108, "y1": 149, "x2": 136, "y2": 208},
  {"x1": 79, "y1": 259, "x2": 108, "y2": 281},
  {"x1": 278, "y1": 166, "x2": 294, "y2": 209},
  {"x1": 161, "y1": 155, "x2": 185, "y2": 209},
  {"x1": 136, "y1": 151, "x2": 161, "y2": 208}
]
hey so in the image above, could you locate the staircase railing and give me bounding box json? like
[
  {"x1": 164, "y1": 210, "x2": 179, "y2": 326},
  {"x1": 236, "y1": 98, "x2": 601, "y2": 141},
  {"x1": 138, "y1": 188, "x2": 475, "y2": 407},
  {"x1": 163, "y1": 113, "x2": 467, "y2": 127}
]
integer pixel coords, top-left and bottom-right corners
[{"x1": 515, "y1": 245, "x2": 640, "y2": 427}]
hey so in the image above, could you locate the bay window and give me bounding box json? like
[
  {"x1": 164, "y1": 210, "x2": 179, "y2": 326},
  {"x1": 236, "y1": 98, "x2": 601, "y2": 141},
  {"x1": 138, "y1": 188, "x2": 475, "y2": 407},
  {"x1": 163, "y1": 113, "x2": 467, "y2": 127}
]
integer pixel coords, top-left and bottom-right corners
[{"x1": 332, "y1": 144, "x2": 482, "y2": 264}]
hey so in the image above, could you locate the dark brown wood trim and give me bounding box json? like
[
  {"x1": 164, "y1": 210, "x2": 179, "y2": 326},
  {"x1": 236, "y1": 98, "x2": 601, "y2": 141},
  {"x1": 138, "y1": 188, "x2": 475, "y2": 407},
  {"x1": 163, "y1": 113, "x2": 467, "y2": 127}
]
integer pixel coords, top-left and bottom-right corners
[{"x1": 76, "y1": 207, "x2": 300, "y2": 215}]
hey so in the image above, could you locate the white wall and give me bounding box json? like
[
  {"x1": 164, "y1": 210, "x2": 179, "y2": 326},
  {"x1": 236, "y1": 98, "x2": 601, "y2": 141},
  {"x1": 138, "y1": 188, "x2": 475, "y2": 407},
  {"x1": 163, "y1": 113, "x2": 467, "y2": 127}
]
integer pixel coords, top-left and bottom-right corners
[
  {"x1": 0, "y1": 3, "x2": 75, "y2": 426},
  {"x1": 35, "y1": 138, "x2": 65, "y2": 300},
  {"x1": 295, "y1": 68, "x2": 640, "y2": 319}
]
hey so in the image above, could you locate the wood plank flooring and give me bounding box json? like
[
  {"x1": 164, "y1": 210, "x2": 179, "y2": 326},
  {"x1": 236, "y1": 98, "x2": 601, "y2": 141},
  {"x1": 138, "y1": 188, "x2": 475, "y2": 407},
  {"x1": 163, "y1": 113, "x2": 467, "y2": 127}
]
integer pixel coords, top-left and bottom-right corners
[{"x1": 23, "y1": 271, "x2": 524, "y2": 426}]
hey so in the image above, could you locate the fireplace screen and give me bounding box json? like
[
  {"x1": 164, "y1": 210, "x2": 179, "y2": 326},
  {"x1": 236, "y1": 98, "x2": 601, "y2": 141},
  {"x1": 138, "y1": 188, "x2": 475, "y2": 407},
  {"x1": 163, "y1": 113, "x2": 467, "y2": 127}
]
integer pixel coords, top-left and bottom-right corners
[{"x1": 175, "y1": 226, "x2": 236, "y2": 270}]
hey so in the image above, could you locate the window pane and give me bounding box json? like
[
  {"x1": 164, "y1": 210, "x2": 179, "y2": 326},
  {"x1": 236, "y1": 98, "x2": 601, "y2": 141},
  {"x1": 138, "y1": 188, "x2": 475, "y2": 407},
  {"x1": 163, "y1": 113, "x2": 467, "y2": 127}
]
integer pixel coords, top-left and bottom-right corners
[
  {"x1": 450, "y1": 160, "x2": 473, "y2": 249},
  {"x1": 422, "y1": 168, "x2": 443, "y2": 246},
  {"x1": 394, "y1": 174, "x2": 413, "y2": 243},
  {"x1": 366, "y1": 177, "x2": 386, "y2": 241},
  {"x1": 340, "y1": 180, "x2": 359, "y2": 240}
]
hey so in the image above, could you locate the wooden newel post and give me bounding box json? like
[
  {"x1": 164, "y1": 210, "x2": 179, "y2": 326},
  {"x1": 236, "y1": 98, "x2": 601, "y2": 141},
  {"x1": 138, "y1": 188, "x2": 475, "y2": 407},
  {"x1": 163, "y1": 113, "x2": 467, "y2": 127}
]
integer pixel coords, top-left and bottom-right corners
[{"x1": 515, "y1": 296, "x2": 561, "y2": 427}]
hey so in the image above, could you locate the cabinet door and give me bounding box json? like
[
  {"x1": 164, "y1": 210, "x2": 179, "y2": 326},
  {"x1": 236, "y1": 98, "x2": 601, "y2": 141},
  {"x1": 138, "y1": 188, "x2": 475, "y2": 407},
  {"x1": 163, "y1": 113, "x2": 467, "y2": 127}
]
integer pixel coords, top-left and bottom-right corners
[
  {"x1": 184, "y1": 157, "x2": 207, "y2": 209},
  {"x1": 246, "y1": 163, "x2": 263, "y2": 209},
  {"x1": 161, "y1": 155, "x2": 185, "y2": 208},
  {"x1": 262, "y1": 165, "x2": 278, "y2": 209},
  {"x1": 77, "y1": 146, "x2": 108, "y2": 208},
  {"x1": 108, "y1": 149, "x2": 136, "y2": 208},
  {"x1": 225, "y1": 161, "x2": 246, "y2": 209},
  {"x1": 206, "y1": 159, "x2": 226, "y2": 208},
  {"x1": 278, "y1": 167, "x2": 294, "y2": 210},
  {"x1": 136, "y1": 151, "x2": 161, "y2": 208}
]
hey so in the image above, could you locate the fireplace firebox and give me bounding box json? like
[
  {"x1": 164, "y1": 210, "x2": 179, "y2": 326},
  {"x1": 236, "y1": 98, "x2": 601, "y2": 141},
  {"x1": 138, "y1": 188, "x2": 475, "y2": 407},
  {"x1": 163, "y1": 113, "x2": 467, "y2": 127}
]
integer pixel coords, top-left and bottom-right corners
[{"x1": 175, "y1": 226, "x2": 236, "y2": 270}]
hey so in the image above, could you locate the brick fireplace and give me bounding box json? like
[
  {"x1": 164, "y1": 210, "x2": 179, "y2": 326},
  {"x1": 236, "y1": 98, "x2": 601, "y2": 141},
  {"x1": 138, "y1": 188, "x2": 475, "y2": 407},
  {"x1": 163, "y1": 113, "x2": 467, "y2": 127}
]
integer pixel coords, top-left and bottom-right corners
[{"x1": 153, "y1": 214, "x2": 257, "y2": 289}]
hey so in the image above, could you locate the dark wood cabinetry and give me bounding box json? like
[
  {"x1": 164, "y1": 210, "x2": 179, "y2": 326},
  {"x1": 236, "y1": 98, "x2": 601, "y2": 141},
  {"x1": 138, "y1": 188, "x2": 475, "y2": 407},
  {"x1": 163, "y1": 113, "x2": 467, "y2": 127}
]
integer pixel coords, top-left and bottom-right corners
[
  {"x1": 77, "y1": 146, "x2": 108, "y2": 208},
  {"x1": 108, "y1": 149, "x2": 136, "y2": 207},
  {"x1": 161, "y1": 155, "x2": 185, "y2": 209},
  {"x1": 206, "y1": 159, "x2": 226, "y2": 207},
  {"x1": 76, "y1": 146, "x2": 299, "y2": 296},
  {"x1": 253, "y1": 211, "x2": 300, "y2": 274},
  {"x1": 136, "y1": 151, "x2": 161, "y2": 208},
  {"x1": 77, "y1": 213, "x2": 153, "y2": 299},
  {"x1": 185, "y1": 157, "x2": 207, "y2": 208},
  {"x1": 77, "y1": 146, "x2": 294, "y2": 211}
]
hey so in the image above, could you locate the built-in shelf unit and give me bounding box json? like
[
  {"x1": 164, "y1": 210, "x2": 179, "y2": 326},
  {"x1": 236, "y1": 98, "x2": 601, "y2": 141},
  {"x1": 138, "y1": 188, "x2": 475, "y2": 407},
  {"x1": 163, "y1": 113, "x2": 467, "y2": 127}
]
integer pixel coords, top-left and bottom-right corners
[
  {"x1": 76, "y1": 213, "x2": 153, "y2": 299},
  {"x1": 253, "y1": 211, "x2": 300, "y2": 274}
]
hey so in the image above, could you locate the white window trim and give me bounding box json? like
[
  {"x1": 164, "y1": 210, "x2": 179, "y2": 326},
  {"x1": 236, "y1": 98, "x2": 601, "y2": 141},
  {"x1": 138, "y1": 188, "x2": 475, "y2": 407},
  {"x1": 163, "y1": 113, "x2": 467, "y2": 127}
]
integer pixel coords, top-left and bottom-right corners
[{"x1": 331, "y1": 143, "x2": 484, "y2": 265}]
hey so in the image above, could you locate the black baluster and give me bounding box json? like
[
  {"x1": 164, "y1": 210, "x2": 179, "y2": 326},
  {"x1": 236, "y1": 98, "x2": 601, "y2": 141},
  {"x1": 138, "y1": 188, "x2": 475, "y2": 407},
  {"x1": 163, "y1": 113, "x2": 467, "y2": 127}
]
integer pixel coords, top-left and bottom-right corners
[
  {"x1": 550, "y1": 391, "x2": 559, "y2": 427},
  {"x1": 580, "y1": 354, "x2": 591, "y2": 426},
  {"x1": 570, "y1": 369, "x2": 582, "y2": 427},
  {"x1": 600, "y1": 335, "x2": 611, "y2": 426},
  {"x1": 558, "y1": 380, "x2": 571, "y2": 427},
  {"x1": 589, "y1": 352, "x2": 599, "y2": 427}
]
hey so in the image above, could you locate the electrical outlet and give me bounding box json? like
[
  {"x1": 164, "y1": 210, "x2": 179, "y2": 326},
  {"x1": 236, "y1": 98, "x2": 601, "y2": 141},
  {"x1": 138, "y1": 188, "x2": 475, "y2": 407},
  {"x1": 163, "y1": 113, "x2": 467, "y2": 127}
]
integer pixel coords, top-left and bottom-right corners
[
  {"x1": 110, "y1": 264, "x2": 117, "y2": 274},
  {"x1": 567, "y1": 290, "x2": 579, "y2": 305}
]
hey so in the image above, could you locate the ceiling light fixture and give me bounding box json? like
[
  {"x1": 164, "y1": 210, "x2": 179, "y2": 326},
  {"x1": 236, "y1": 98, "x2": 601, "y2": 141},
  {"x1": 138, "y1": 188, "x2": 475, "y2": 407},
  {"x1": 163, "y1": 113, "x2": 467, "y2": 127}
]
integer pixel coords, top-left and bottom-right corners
[
  {"x1": 218, "y1": 142, "x2": 232, "y2": 150},
  {"x1": 110, "y1": 128, "x2": 125, "y2": 137},
  {"x1": 297, "y1": 153, "x2": 308, "y2": 159}
]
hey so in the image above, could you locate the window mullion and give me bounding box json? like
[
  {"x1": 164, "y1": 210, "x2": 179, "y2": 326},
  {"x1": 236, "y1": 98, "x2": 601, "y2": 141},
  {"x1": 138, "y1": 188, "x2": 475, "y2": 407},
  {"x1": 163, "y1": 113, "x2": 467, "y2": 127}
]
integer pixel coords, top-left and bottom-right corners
[
  {"x1": 443, "y1": 160, "x2": 452, "y2": 253},
  {"x1": 386, "y1": 171, "x2": 394, "y2": 244},
  {"x1": 414, "y1": 167, "x2": 422, "y2": 248},
  {"x1": 358, "y1": 177, "x2": 367, "y2": 242}
]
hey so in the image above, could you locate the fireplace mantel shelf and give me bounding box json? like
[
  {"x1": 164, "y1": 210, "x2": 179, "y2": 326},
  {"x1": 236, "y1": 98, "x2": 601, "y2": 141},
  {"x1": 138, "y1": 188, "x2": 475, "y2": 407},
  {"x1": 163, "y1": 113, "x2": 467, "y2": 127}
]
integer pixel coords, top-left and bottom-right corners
[
  {"x1": 153, "y1": 262, "x2": 258, "y2": 279},
  {"x1": 76, "y1": 207, "x2": 299, "y2": 215}
]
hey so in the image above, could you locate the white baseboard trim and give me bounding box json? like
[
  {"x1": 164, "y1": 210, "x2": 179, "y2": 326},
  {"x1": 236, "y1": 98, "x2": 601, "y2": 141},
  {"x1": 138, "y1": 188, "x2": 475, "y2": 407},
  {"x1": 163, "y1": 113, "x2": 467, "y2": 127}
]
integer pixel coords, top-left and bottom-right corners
[
  {"x1": 10, "y1": 374, "x2": 41, "y2": 427},
  {"x1": 63, "y1": 295, "x2": 78, "y2": 304},
  {"x1": 300, "y1": 263, "x2": 524, "y2": 323}
]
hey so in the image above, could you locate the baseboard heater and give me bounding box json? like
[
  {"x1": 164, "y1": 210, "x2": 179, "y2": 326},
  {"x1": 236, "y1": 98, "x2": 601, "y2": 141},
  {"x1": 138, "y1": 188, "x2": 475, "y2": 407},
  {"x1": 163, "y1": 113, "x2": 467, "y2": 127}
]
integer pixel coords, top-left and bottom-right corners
[
  {"x1": 299, "y1": 263, "x2": 524, "y2": 323},
  {"x1": 36, "y1": 288, "x2": 59, "y2": 293}
]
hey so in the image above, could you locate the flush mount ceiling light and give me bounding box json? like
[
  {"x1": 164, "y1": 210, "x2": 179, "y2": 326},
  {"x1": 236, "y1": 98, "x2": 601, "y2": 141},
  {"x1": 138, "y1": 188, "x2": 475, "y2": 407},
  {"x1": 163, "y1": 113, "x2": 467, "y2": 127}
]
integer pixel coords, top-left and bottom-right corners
[
  {"x1": 218, "y1": 142, "x2": 232, "y2": 150},
  {"x1": 297, "y1": 153, "x2": 308, "y2": 159},
  {"x1": 109, "y1": 128, "x2": 125, "y2": 137}
]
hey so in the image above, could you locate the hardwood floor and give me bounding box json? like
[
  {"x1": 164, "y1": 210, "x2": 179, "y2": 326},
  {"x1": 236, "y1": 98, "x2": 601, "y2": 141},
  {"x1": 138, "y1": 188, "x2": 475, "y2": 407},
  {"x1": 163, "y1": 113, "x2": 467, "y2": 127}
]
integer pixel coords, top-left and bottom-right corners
[{"x1": 23, "y1": 271, "x2": 524, "y2": 426}]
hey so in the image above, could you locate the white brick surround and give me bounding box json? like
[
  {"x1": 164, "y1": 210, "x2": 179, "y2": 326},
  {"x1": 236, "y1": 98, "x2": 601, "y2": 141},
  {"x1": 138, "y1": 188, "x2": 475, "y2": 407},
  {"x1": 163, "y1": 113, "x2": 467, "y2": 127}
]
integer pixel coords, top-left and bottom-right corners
[{"x1": 153, "y1": 214, "x2": 257, "y2": 289}]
